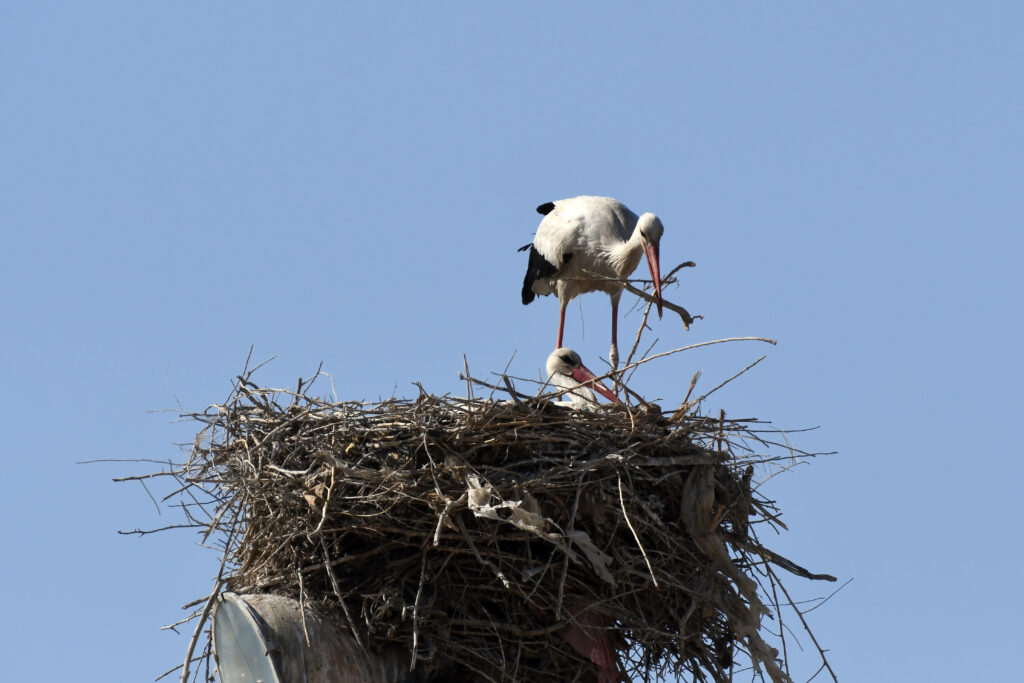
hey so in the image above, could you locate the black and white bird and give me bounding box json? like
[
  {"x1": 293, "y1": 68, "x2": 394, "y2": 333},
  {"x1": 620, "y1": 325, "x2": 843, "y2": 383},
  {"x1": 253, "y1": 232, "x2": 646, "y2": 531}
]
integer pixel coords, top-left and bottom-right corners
[
  {"x1": 545, "y1": 347, "x2": 620, "y2": 409},
  {"x1": 520, "y1": 196, "x2": 664, "y2": 370}
]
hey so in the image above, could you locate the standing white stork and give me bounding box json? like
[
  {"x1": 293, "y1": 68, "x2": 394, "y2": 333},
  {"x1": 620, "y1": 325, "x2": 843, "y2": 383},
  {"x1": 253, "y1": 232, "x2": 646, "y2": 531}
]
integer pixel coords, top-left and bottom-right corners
[
  {"x1": 545, "y1": 348, "x2": 620, "y2": 409},
  {"x1": 520, "y1": 196, "x2": 664, "y2": 371}
]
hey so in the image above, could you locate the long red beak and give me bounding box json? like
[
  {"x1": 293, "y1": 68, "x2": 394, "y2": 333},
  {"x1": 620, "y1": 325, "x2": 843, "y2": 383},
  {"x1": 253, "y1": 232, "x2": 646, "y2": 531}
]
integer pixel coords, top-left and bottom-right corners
[
  {"x1": 571, "y1": 364, "x2": 621, "y2": 403},
  {"x1": 644, "y1": 242, "x2": 663, "y2": 318}
]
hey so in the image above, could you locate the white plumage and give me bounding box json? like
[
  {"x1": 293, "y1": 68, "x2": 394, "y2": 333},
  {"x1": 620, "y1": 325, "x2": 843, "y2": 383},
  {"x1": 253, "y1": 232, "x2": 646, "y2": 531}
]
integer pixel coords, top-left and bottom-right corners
[
  {"x1": 545, "y1": 347, "x2": 620, "y2": 409},
  {"x1": 521, "y1": 196, "x2": 664, "y2": 370}
]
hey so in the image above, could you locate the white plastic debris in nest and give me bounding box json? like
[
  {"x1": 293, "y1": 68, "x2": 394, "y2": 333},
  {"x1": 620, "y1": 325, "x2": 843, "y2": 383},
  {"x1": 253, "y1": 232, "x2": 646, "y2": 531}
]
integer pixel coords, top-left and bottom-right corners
[{"x1": 465, "y1": 476, "x2": 614, "y2": 585}]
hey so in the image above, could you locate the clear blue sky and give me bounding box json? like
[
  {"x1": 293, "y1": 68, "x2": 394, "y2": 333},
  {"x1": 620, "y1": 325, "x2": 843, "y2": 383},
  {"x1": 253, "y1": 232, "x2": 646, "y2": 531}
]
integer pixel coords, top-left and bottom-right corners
[{"x1": 2, "y1": 3, "x2": 1021, "y2": 681}]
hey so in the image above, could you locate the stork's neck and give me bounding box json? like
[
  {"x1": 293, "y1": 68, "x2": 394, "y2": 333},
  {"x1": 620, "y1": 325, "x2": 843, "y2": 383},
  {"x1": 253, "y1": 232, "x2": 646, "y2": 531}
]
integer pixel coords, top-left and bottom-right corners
[
  {"x1": 549, "y1": 369, "x2": 574, "y2": 393},
  {"x1": 606, "y1": 227, "x2": 646, "y2": 277},
  {"x1": 551, "y1": 373, "x2": 597, "y2": 407}
]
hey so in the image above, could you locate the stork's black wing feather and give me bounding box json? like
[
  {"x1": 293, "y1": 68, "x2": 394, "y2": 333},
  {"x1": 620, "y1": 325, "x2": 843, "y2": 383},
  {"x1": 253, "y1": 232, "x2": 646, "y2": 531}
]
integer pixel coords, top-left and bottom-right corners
[{"x1": 521, "y1": 244, "x2": 559, "y2": 305}]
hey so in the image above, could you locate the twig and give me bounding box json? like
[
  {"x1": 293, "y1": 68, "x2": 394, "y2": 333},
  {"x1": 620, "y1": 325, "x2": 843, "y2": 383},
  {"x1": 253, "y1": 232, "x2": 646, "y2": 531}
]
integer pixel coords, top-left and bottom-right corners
[
  {"x1": 321, "y1": 537, "x2": 364, "y2": 648},
  {"x1": 579, "y1": 266, "x2": 700, "y2": 328},
  {"x1": 457, "y1": 515, "x2": 511, "y2": 589},
  {"x1": 463, "y1": 354, "x2": 473, "y2": 400},
  {"x1": 618, "y1": 474, "x2": 658, "y2": 588},
  {"x1": 557, "y1": 475, "x2": 585, "y2": 620},
  {"x1": 732, "y1": 538, "x2": 837, "y2": 582},
  {"x1": 312, "y1": 465, "x2": 335, "y2": 535},
  {"x1": 673, "y1": 370, "x2": 702, "y2": 419},
  {"x1": 433, "y1": 494, "x2": 467, "y2": 546},
  {"x1": 694, "y1": 355, "x2": 768, "y2": 404},
  {"x1": 410, "y1": 544, "x2": 430, "y2": 672},
  {"x1": 491, "y1": 352, "x2": 518, "y2": 402},
  {"x1": 297, "y1": 568, "x2": 311, "y2": 646},
  {"x1": 623, "y1": 300, "x2": 655, "y2": 386},
  {"x1": 768, "y1": 565, "x2": 839, "y2": 682},
  {"x1": 178, "y1": 578, "x2": 223, "y2": 683},
  {"x1": 802, "y1": 577, "x2": 852, "y2": 614},
  {"x1": 458, "y1": 373, "x2": 534, "y2": 400}
]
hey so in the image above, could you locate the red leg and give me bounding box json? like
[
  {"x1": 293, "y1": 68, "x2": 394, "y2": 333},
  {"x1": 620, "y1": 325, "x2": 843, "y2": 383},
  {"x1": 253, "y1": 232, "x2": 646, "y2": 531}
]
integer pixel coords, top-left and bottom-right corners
[
  {"x1": 611, "y1": 298, "x2": 618, "y2": 358},
  {"x1": 609, "y1": 297, "x2": 620, "y2": 371},
  {"x1": 556, "y1": 300, "x2": 567, "y2": 349},
  {"x1": 608, "y1": 298, "x2": 623, "y2": 398}
]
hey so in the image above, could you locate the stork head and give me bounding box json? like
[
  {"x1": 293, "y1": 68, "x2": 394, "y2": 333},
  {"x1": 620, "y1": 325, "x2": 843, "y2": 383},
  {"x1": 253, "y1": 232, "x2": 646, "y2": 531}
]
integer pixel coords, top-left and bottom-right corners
[
  {"x1": 546, "y1": 348, "x2": 620, "y2": 403},
  {"x1": 637, "y1": 213, "x2": 664, "y2": 318}
]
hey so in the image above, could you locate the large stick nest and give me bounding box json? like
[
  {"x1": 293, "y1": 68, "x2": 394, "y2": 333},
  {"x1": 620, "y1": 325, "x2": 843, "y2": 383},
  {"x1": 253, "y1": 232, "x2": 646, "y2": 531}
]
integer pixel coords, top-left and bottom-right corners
[{"x1": 152, "y1": 348, "x2": 835, "y2": 683}]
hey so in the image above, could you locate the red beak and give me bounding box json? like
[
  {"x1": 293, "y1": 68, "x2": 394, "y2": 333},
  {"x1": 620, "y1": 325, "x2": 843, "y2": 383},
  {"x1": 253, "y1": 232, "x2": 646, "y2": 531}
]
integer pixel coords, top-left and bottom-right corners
[
  {"x1": 644, "y1": 241, "x2": 663, "y2": 318},
  {"x1": 571, "y1": 364, "x2": 621, "y2": 403}
]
